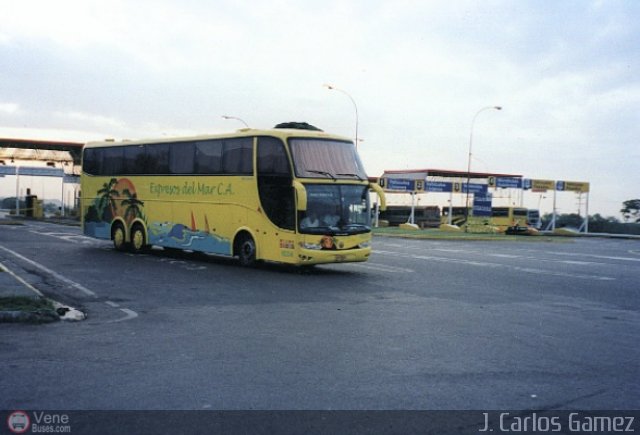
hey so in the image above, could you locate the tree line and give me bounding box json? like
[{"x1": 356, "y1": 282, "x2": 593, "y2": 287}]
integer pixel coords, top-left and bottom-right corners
[{"x1": 540, "y1": 198, "x2": 640, "y2": 235}]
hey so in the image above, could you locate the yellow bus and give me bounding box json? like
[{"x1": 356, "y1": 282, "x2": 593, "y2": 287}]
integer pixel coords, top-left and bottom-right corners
[
  {"x1": 490, "y1": 206, "x2": 529, "y2": 231},
  {"x1": 81, "y1": 123, "x2": 386, "y2": 266},
  {"x1": 440, "y1": 207, "x2": 470, "y2": 226},
  {"x1": 441, "y1": 206, "x2": 539, "y2": 231}
]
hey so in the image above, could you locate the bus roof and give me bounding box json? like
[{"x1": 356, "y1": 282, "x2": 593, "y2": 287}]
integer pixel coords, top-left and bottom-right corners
[{"x1": 84, "y1": 128, "x2": 353, "y2": 148}]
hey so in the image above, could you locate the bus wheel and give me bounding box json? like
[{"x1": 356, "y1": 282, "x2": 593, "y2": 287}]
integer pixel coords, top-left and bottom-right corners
[
  {"x1": 112, "y1": 222, "x2": 128, "y2": 252},
  {"x1": 236, "y1": 233, "x2": 256, "y2": 267},
  {"x1": 130, "y1": 224, "x2": 148, "y2": 254}
]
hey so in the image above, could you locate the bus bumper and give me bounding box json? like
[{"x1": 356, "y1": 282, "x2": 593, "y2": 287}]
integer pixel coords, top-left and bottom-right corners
[{"x1": 296, "y1": 246, "x2": 372, "y2": 265}]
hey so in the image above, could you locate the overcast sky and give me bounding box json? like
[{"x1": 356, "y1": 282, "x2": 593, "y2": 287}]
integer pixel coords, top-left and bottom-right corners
[{"x1": 1, "y1": 0, "x2": 638, "y2": 218}]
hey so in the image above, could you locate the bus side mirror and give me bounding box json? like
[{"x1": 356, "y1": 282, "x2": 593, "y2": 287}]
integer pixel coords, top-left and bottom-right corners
[
  {"x1": 292, "y1": 180, "x2": 307, "y2": 211},
  {"x1": 369, "y1": 182, "x2": 387, "y2": 211}
]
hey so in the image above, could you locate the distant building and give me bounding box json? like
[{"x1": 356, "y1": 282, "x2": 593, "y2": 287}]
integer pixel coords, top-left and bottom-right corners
[{"x1": 0, "y1": 138, "x2": 83, "y2": 215}]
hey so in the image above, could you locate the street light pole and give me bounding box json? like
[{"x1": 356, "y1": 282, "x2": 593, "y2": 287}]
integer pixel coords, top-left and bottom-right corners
[
  {"x1": 221, "y1": 115, "x2": 249, "y2": 128},
  {"x1": 323, "y1": 84, "x2": 359, "y2": 149},
  {"x1": 464, "y1": 105, "x2": 502, "y2": 232}
]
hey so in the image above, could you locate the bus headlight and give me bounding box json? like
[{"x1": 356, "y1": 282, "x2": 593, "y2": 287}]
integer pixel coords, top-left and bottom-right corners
[{"x1": 358, "y1": 241, "x2": 371, "y2": 249}]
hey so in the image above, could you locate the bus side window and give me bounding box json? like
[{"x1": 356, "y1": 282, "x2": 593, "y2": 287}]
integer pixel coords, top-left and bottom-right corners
[
  {"x1": 195, "y1": 140, "x2": 223, "y2": 174},
  {"x1": 82, "y1": 148, "x2": 101, "y2": 175},
  {"x1": 102, "y1": 147, "x2": 124, "y2": 175},
  {"x1": 144, "y1": 143, "x2": 170, "y2": 174},
  {"x1": 123, "y1": 145, "x2": 145, "y2": 175},
  {"x1": 170, "y1": 142, "x2": 195, "y2": 174},
  {"x1": 222, "y1": 137, "x2": 253, "y2": 174}
]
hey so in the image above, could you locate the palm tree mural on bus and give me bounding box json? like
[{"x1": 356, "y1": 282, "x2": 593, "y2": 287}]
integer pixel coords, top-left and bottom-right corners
[
  {"x1": 84, "y1": 178, "x2": 146, "y2": 239},
  {"x1": 96, "y1": 178, "x2": 119, "y2": 222},
  {"x1": 83, "y1": 176, "x2": 229, "y2": 253},
  {"x1": 121, "y1": 188, "x2": 145, "y2": 223}
]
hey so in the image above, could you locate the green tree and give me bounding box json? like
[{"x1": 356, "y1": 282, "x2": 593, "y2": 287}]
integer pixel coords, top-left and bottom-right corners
[{"x1": 621, "y1": 199, "x2": 640, "y2": 223}]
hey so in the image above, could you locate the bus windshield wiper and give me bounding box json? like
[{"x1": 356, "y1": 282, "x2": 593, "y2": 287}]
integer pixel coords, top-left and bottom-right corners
[
  {"x1": 307, "y1": 169, "x2": 336, "y2": 180},
  {"x1": 337, "y1": 173, "x2": 364, "y2": 181}
]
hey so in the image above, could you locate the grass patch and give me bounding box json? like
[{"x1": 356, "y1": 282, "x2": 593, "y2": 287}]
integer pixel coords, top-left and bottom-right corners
[
  {"x1": 373, "y1": 226, "x2": 568, "y2": 242},
  {"x1": 0, "y1": 296, "x2": 59, "y2": 323},
  {"x1": 0, "y1": 296, "x2": 54, "y2": 311}
]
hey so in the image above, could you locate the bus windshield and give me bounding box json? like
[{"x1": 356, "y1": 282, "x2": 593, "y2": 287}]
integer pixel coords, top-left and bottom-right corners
[
  {"x1": 289, "y1": 138, "x2": 367, "y2": 180},
  {"x1": 299, "y1": 184, "x2": 371, "y2": 235}
]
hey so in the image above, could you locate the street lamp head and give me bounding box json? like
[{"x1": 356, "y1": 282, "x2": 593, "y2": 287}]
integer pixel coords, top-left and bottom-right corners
[
  {"x1": 494, "y1": 106, "x2": 503, "y2": 110},
  {"x1": 323, "y1": 83, "x2": 335, "y2": 90},
  {"x1": 221, "y1": 115, "x2": 249, "y2": 128}
]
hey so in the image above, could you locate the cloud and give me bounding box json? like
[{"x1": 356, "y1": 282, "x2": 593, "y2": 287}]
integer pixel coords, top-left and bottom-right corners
[
  {"x1": 0, "y1": 102, "x2": 21, "y2": 115},
  {"x1": 0, "y1": 0, "x2": 639, "y2": 217}
]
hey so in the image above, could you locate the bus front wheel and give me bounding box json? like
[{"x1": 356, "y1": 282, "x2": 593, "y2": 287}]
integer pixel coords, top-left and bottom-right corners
[
  {"x1": 112, "y1": 222, "x2": 128, "y2": 252},
  {"x1": 236, "y1": 233, "x2": 256, "y2": 267}
]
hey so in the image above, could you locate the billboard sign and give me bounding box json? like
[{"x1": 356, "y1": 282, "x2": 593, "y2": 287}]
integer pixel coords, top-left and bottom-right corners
[
  {"x1": 495, "y1": 177, "x2": 522, "y2": 189},
  {"x1": 524, "y1": 179, "x2": 555, "y2": 192},
  {"x1": 425, "y1": 181, "x2": 453, "y2": 193},
  {"x1": 555, "y1": 180, "x2": 589, "y2": 192},
  {"x1": 473, "y1": 193, "x2": 493, "y2": 217},
  {"x1": 453, "y1": 183, "x2": 488, "y2": 194},
  {"x1": 384, "y1": 178, "x2": 416, "y2": 192}
]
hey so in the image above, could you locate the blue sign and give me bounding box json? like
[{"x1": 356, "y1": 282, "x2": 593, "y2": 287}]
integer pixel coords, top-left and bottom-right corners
[
  {"x1": 425, "y1": 181, "x2": 453, "y2": 193},
  {"x1": 460, "y1": 183, "x2": 488, "y2": 194},
  {"x1": 473, "y1": 193, "x2": 493, "y2": 217},
  {"x1": 523, "y1": 178, "x2": 532, "y2": 190},
  {"x1": 386, "y1": 178, "x2": 416, "y2": 191},
  {"x1": 496, "y1": 177, "x2": 522, "y2": 189},
  {"x1": 556, "y1": 181, "x2": 565, "y2": 191}
]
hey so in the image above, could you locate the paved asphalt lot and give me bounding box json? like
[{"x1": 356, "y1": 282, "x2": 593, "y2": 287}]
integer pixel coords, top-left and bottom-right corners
[{"x1": 1, "y1": 220, "x2": 639, "y2": 412}]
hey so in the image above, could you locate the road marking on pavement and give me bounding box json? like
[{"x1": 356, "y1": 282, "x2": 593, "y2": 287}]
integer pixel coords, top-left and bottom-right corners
[
  {"x1": 547, "y1": 251, "x2": 640, "y2": 263},
  {"x1": 0, "y1": 245, "x2": 140, "y2": 322},
  {"x1": 347, "y1": 262, "x2": 414, "y2": 273},
  {"x1": 487, "y1": 253, "x2": 521, "y2": 259},
  {"x1": 378, "y1": 243, "x2": 406, "y2": 248},
  {"x1": 374, "y1": 249, "x2": 615, "y2": 281},
  {"x1": 432, "y1": 248, "x2": 468, "y2": 253},
  {"x1": 0, "y1": 261, "x2": 45, "y2": 297},
  {"x1": 33, "y1": 230, "x2": 99, "y2": 245},
  {"x1": 0, "y1": 245, "x2": 98, "y2": 297},
  {"x1": 485, "y1": 252, "x2": 605, "y2": 266},
  {"x1": 108, "y1": 308, "x2": 139, "y2": 323}
]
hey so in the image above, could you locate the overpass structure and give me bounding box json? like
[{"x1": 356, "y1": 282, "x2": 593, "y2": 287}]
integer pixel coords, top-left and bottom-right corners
[{"x1": 0, "y1": 138, "x2": 83, "y2": 165}]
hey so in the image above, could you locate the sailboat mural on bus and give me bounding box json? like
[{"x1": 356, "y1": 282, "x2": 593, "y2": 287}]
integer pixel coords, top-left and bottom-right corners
[
  {"x1": 84, "y1": 177, "x2": 231, "y2": 254},
  {"x1": 148, "y1": 211, "x2": 231, "y2": 254}
]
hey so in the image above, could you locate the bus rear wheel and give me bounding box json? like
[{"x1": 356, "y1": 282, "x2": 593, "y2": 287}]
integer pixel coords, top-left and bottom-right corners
[
  {"x1": 236, "y1": 233, "x2": 256, "y2": 267},
  {"x1": 112, "y1": 222, "x2": 128, "y2": 252},
  {"x1": 130, "y1": 224, "x2": 148, "y2": 254}
]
